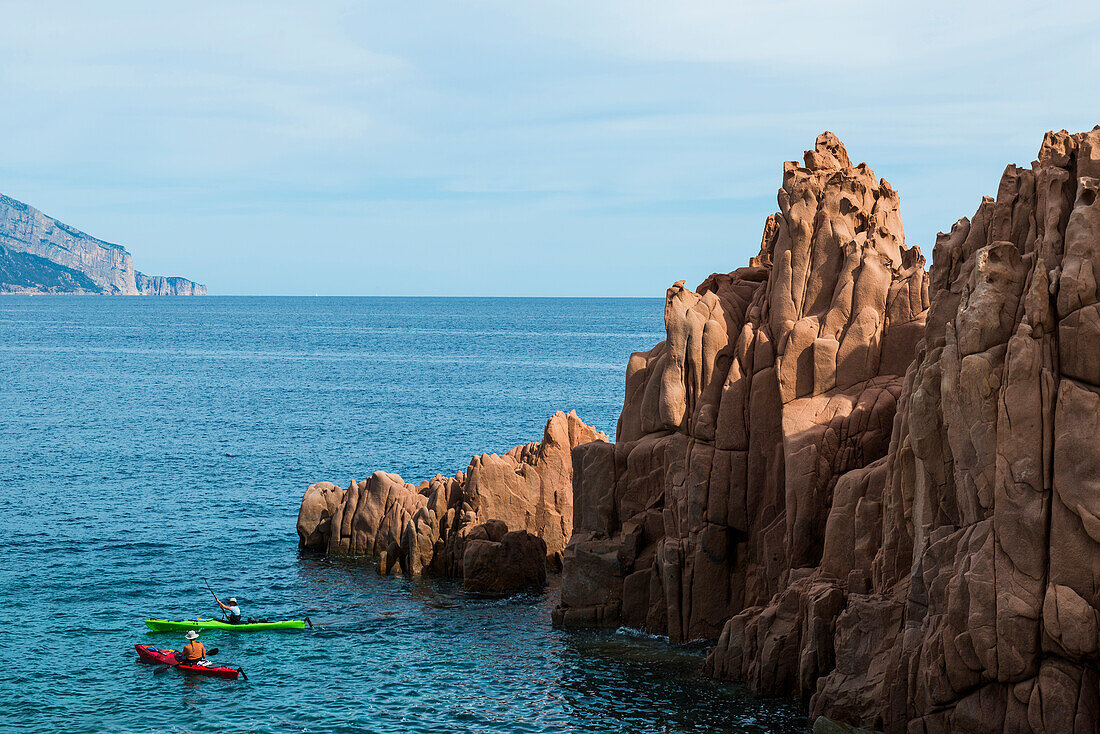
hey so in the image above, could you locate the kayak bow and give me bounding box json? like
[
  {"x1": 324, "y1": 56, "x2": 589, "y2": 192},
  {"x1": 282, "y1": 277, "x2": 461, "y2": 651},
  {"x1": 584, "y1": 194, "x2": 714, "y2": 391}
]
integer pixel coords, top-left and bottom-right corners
[
  {"x1": 135, "y1": 644, "x2": 242, "y2": 680},
  {"x1": 145, "y1": 618, "x2": 307, "y2": 632}
]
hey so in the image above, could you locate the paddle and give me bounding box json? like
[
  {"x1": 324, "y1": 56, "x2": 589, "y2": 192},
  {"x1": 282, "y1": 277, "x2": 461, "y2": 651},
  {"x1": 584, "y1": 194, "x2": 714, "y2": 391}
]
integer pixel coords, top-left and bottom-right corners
[
  {"x1": 203, "y1": 577, "x2": 229, "y2": 621},
  {"x1": 237, "y1": 668, "x2": 248, "y2": 681},
  {"x1": 305, "y1": 616, "x2": 313, "y2": 629}
]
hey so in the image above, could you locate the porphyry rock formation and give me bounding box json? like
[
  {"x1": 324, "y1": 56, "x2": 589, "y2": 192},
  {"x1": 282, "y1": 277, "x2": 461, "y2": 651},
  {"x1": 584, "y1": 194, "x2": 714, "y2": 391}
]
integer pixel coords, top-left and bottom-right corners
[
  {"x1": 0, "y1": 193, "x2": 205, "y2": 295},
  {"x1": 557, "y1": 129, "x2": 1100, "y2": 733},
  {"x1": 555, "y1": 132, "x2": 927, "y2": 641},
  {"x1": 801, "y1": 127, "x2": 1100, "y2": 732},
  {"x1": 297, "y1": 410, "x2": 607, "y2": 587}
]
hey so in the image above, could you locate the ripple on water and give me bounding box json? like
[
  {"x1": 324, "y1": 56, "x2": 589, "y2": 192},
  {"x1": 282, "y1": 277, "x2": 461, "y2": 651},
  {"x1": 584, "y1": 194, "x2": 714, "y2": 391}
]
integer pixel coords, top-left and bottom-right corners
[{"x1": 0, "y1": 297, "x2": 807, "y2": 734}]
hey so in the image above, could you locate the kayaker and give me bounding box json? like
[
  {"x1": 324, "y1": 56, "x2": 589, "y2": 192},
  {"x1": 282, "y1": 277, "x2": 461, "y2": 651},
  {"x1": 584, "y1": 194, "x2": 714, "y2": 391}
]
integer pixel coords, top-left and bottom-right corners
[
  {"x1": 217, "y1": 597, "x2": 242, "y2": 624},
  {"x1": 179, "y1": 630, "x2": 206, "y2": 663}
]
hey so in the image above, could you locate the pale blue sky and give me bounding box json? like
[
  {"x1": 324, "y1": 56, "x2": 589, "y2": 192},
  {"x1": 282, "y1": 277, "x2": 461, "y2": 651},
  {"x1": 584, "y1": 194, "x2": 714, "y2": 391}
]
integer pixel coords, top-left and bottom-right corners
[{"x1": 1, "y1": 1, "x2": 1098, "y2": 295}]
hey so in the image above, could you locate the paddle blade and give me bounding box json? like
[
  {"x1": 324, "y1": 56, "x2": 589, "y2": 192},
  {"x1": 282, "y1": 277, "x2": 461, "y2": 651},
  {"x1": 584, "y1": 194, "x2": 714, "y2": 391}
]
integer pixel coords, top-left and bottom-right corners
[
  {"x1": 206, "y1": 648, "x2": 219, "y2": 656},
  {"x1": 153, "y1": 665, "x2": 170, "y2": 675}
]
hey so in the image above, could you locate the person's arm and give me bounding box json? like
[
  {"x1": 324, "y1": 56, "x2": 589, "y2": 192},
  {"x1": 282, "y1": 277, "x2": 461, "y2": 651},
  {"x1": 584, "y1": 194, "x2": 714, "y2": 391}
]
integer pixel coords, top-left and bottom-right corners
[{"x1": 217, "y1": 600, "x2": 229, "y2": 611}]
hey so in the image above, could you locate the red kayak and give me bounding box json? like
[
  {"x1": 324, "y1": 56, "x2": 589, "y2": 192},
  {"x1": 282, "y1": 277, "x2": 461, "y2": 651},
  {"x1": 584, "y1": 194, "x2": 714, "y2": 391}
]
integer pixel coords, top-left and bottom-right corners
[{"x1": 135, "y1": 644, "x2": 243, "y2": 680}]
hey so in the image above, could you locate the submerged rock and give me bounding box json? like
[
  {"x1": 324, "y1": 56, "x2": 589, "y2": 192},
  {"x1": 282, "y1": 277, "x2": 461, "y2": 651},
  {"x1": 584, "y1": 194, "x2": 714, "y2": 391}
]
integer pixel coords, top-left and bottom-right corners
[{"x1": 297, "y1": 410, "x2": 606, "y2": 590}]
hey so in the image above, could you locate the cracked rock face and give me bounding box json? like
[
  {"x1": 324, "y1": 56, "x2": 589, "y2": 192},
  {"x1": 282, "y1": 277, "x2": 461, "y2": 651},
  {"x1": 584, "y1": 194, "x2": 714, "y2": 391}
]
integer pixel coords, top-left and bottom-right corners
[
  {"x1": 558, "y1": 128, "x2": 1100, "y2": 733},
  {"x1": 554, "y1": 132, "x2": 928, "y2": 645},
  {"x1": 833, "y1": 127, "x2": 1100, "y2": 733},
  {"x1": 296, "y1": 410, "x2": 607, "y2": 587}
]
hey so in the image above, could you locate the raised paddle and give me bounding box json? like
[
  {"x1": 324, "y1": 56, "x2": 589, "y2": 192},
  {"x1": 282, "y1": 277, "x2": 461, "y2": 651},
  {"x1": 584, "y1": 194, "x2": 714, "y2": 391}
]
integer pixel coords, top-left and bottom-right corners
[{"x1": 203, "y1": 577, "x2": 229, "y2": 620}]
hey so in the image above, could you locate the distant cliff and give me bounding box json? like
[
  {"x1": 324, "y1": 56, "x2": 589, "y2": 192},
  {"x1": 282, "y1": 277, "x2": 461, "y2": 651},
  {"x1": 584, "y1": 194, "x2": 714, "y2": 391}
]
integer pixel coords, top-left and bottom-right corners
[
  {"x1": 0, "y1": 245, "x2": 102, "y2": 294},
  {"x1": 0, "y1": 193, "x2": 205, "y2": 295},
  {"x1": 134, "y1": 272, "x2": 205, "y2": 296}
]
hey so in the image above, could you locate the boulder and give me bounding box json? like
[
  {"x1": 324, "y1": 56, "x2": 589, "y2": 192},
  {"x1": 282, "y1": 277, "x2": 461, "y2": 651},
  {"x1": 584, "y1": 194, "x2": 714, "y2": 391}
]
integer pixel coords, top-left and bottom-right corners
[
  {"x1": 296, "y1": 481, "x2": 346, "y2": 550},
  {"x1": 463, "y1": 527, "x2": 548, "y2": 592}
]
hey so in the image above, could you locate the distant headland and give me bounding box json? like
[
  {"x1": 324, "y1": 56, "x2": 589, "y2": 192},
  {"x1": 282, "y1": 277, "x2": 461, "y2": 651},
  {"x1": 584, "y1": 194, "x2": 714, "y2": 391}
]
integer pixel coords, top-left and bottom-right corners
[{"x1": 0, "y1": 194, "x2": 205, "y2": 295}]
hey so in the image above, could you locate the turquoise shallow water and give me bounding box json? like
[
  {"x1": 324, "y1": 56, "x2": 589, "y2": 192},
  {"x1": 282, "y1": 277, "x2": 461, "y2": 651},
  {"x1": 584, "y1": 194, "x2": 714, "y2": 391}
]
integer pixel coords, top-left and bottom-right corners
[{"x1": 0, "y1": 296, "x2": 807, "y2": 733}]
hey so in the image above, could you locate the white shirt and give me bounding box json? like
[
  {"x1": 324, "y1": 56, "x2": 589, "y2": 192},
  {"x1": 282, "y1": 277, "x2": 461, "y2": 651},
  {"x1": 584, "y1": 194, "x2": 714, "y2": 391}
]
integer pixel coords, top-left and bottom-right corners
[{"x1": 228, "y1": 605, "x2": 241, "y2": 617}]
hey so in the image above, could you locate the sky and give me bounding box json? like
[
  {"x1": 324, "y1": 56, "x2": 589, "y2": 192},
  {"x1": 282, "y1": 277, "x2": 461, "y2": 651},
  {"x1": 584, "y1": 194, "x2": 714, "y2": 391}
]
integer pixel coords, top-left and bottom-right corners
[{"x1": 0, "y1": 1, "x2": 1098, "y2": 296}]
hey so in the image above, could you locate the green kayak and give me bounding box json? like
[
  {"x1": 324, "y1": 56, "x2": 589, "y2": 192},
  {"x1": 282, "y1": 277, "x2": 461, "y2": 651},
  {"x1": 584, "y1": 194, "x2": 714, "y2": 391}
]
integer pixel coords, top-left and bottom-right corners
[{"x1": 145, "y1": 618, "x2": 310, "y2": 632}]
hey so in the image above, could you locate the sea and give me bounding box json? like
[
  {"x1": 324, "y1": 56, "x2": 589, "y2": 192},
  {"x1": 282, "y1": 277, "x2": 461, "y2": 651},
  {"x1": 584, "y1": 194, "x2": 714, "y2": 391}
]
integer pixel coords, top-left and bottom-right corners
[{"x1": 0, "y1": 296, "x2": 807, "y2": 733}]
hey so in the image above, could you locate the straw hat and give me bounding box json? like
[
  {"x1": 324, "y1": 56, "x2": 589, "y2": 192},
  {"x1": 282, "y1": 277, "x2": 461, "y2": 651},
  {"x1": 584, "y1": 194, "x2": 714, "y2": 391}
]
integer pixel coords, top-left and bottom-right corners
[{"x1": 185, "y1": 630, "x2": 199, "y2": 640}]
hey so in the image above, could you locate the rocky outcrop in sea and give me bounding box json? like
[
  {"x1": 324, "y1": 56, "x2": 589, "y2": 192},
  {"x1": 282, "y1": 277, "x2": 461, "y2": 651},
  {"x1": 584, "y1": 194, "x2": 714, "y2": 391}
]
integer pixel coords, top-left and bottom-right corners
[
  {"x1": 0, "y1": 193, "x2": 204, "y2": 295},
  {"x1": 298, "y1": 410, "x2": 606, "y2": 591},
  {"x1": 292, "y1": 128, "x2": 1100, "y2": 731},
  {"x1": 556, "y1": 129, "x2": 1100, "y2": 733}
]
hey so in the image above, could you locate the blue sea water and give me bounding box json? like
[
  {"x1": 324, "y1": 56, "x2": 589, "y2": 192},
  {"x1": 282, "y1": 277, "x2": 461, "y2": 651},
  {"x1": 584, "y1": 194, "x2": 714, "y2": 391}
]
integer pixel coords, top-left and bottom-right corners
[{"x1": 0, "y1": 296, "x2": 807, "y2": 734}]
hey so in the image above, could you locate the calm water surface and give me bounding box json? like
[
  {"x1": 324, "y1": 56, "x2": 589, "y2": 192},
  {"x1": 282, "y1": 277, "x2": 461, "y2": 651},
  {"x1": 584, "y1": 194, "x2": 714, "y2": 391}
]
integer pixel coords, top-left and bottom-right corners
[{"x1": 0, "y1": 297, "x2": 807, "y2": 733}]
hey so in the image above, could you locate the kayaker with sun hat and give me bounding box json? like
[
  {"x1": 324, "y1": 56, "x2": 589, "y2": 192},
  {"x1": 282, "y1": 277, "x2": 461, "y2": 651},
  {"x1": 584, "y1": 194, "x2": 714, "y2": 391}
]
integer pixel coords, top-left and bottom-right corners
[{"x1": 179, "y1": 630, "x2": 206, "y2": 663}]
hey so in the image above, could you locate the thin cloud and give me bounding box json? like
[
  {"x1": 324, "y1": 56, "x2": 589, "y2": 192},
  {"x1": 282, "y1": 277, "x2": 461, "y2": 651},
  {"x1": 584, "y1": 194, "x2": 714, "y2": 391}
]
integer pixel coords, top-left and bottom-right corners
[{"x1": 0, "y1": 0, "x2": 1097, "y2": 294}]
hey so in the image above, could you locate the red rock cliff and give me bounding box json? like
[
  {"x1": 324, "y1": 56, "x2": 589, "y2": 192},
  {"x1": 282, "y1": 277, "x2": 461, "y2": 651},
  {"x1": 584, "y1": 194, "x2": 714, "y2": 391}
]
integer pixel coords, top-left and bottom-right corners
[
  {"x1": 554, "y1": 132, "x2": 928, "y2": 640},
  {"x1": 558, "y1": 128, "x2": 1100, "y2": 733},
  {"x1": 803, "y1": 127, "x2": 1100, "y2": 732}
]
